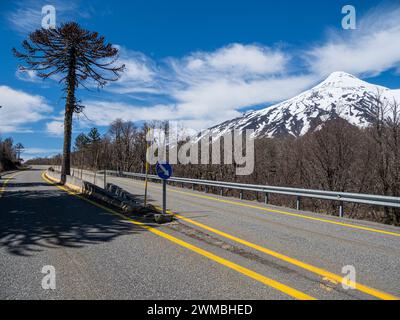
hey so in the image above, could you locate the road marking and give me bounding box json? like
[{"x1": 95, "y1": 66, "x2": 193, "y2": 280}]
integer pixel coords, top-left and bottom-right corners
[
  {"x1": 157, "y1": 207, "x2": 398, "y2": 300},
  {"x1": 159, "y1": 164, "x2": 168, "y2": 175},
  {"x1": 42, "y1": 171, "x2": 316, "y2": 300},
  {"x1": 119, "y1": 178, "x2": 399, "y2": 299},
  {"x1": 126, "y1": 179, "x2": 400, "y2": 238},
  {"x1": 0, "y1": 172, "x2": 19, "y2": 198}
]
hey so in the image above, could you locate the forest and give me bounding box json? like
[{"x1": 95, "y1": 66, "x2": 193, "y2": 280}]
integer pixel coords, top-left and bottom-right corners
[{"x1": 27, "y1": 95, "x2": 400, "y2": 225}]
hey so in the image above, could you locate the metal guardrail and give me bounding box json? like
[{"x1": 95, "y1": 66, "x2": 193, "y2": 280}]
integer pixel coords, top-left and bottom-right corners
[
  {"x1": 100, "y1": 170, "x2": 400, "y2": 217},
  {"x1": 51, "y1": 166, "x2": 400, "y2": 216}
]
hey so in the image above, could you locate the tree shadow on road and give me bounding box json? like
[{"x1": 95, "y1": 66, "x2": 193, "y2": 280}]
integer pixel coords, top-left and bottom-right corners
[{"x1": 0, "y1": 189, "x2": 151, "y2": 256}]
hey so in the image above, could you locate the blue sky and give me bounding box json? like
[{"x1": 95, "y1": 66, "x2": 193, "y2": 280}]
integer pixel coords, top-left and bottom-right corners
[{"x1": 0, "y1": 0, "x2": 400, "y2": 159}]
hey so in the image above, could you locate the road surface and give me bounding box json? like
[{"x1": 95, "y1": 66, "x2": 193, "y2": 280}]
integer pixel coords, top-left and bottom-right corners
[{"x1": 1, "y1": 168, "x2": 399, "y2": 300}]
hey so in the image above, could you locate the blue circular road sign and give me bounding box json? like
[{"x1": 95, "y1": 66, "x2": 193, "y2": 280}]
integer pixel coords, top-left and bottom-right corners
[{"x1": 156, "y1": 162, "x2": 173, "y2": 180}]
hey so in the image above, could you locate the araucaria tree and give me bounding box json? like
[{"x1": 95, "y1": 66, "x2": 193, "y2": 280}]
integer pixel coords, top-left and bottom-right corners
[{"x1": 13, "y1": 22, "x2": 125, "y2": 183}]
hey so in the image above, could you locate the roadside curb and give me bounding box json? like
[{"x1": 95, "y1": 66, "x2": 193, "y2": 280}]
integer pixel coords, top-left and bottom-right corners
[
  {"x1": 44, "y1": 170, "x2": 83, "y2": 193},
  {"x1": 44, "y1": 170, "x2": 173, "y2": 224}
]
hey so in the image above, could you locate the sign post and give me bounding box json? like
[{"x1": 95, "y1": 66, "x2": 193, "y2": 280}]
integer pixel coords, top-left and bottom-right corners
[
  {"x1": 144, "y1": 129, "x2": 152, "y2": 207},
  {"x1": 162, "y1": 179, "x2": 167, "y2": 214},
  {"x1": 156, "y1": 162, "x2": 172, "y2": 215}
]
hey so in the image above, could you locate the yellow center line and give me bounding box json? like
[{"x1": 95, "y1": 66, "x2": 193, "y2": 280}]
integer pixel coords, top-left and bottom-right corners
[
  {"x1": 0, "y1": 172, "x2": 19, "y2": 198},
  {"x1": 42, "y1": 172, "x2": 316, "y2": 300},
  {"x1": 158, "y1": 208, "x2": 398, "y2": 300},
  {"x1": 118, "y1": 179, "x2": 399, "y2": 300},
  {"x1": 125, "y1": 178, "x2": 400, "y2": 238}
]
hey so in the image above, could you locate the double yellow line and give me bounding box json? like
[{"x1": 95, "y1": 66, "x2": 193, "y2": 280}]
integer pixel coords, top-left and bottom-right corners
[
  {"x1": 137, "y1": 180, "x2": 400, "y2": 238},
  {"x1": 42, "y1": 171, "x2": 315, "y2": 300},
  {"x1": 168, "y1": 210, "x2": 398, "y2": 300},
  {"x1": 42, "y1": 172, "x2": 399, "y2": 300},
  {"x1": 126, "y1": 179, "x2": 399, "y2": 300}
]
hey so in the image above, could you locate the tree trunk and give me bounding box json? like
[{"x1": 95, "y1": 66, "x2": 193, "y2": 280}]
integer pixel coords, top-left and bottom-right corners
[
  {"x1": 61, "y1": 47, "x2": 77, "y2": 184},
  {"x1": 61, "y1": 109, "x2": 73, "y2": 183}
]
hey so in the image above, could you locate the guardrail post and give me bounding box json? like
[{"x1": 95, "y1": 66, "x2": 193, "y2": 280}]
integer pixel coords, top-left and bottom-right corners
[
  {"x1": 240, "y1": 190, "x2": 243, "y2": 200},
  {"x1": 205, "y1": 186, "x2": 208, "y2": 193},
  {"x1": 192, "y1": 183, "x2": 194, "y2": 191},
  {"x1": 339, "y1": 202, "x2": 344, "y2": 218},
  {"x1": 265, "y1": 193, "x2": 269, "y2": 205},
  {"x1": 296, "y1": 196, "x2": 301, "y2": 210},
  {"x1": 220, "y1": 188, "x2": 223, "y2": 196}
]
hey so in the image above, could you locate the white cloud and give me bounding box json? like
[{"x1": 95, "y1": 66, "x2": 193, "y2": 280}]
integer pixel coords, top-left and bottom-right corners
[
  {"x1": 81, "y1": 101, "x2": 228, "y2": 132},
  {"x1": 24, "y1": 147, "x2": 61, "y2": 155},
  {"x1": 7, "y1": 0, "x2": 86, "y2": 34},
  {"x1": 81, "y1": 74, "x2": 316, "y2": 131},
  {"x1": 45, "y1": 120, "x2": 64, "y2": 136},
  {"x1": 90, "y1": 43, "x2": 310, "y2": 131},
  {"x1": 168, "y1": 44, "x2": 289, "y2": 87},
  {"x1": 0, "y1": 85, "x2": 52, "y2": 133},
  {"x1": 159, "y1": 44, "x2": 316, "y2": 130},
  {"x1": 24, "y1": 147, "x2": 61, "y2": 153},
  {"x1": 105, "y1": 46, "x2": 158, "y2": 94},
  {"x1": 173, "y1": 76, "x2": 316, "y2": 114},
  {"x1": 22, "y1": 147, "x2": 61, "y2": 160},
  {"x1": 121, "y1": 57, "x2": 154, "y2": 82},
  {"x1": 181, "y1": 43, "x2": 288, "y2": 75},
  {"x1": 15, "y1": 69, "x2": 41, "y2": 83},
  {"x1": 80, "y1": 102, "x2": 175, "y2": 126},
  {"x1": 307, "y1": 5, "x2": 400, "y2": 78},
  {"x1": 7, "y1": 5, "x2": 42, "y2": 34}
]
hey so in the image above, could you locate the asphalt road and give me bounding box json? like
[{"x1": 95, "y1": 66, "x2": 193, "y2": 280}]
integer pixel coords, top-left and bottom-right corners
[{"x1": 1, "y1": 169, "x2": 399, "y2": 300}]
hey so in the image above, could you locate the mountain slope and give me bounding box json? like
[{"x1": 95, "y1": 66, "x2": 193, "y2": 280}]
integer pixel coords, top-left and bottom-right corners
[{"x1": 205, "y1": 72, "x2": 399, "y2": 138}]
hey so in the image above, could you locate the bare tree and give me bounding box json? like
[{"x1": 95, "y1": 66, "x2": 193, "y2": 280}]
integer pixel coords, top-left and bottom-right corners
[
  {"x1": 27, "y1": 112, "x2": 400, "y2": 225},
  {"x1": 15, "y1": 143, "x2": 24, "y2": 162},
  {"x1": 0, "y1": 137, "x2": 17, "y2": 171}
]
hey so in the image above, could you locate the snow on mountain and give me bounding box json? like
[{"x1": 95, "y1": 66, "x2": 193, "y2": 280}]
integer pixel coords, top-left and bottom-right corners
[{"x1": 202, "y1": 72, "x2": 399, "y2": 139}]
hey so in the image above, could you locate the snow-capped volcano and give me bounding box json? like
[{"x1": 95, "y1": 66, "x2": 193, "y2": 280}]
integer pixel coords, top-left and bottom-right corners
[{"x1": 204, "y1": 72, "x2": 400, "y2": 138}]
